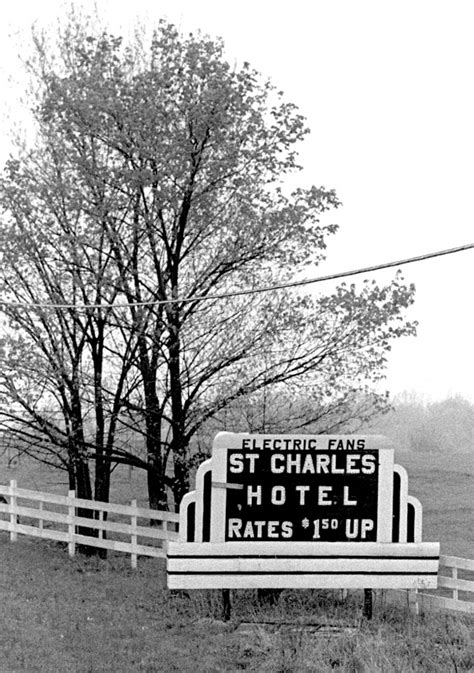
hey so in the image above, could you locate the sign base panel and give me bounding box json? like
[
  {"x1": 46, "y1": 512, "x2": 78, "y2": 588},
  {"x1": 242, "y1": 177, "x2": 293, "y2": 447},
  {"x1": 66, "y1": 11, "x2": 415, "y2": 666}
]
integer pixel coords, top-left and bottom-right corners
[
  {"x1": 167, "y1": 541, "x2": 440, "y2": 590},
  {"x1": 168, "y1": 573, "x2": 439, "y2": 590}
]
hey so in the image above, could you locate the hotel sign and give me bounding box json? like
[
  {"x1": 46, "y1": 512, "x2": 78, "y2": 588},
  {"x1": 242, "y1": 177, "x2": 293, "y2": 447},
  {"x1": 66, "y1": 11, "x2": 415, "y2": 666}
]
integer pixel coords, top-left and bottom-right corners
[{"x1": 167, "y1": 433, "x2": 439, "y2": 592}]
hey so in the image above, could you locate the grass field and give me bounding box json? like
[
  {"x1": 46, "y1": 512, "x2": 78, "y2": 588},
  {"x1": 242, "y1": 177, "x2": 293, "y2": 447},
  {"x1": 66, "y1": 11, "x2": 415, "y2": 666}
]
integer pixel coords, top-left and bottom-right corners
[
  {"x1": 0, "y1": 448, "x2": 472, "y2": 671},
  {"x1": 396, "y1": 451, "x2": 474, "y2": 559},
  {"x1": 0, "y1": 536, "x2": 472, "y2": 672}
]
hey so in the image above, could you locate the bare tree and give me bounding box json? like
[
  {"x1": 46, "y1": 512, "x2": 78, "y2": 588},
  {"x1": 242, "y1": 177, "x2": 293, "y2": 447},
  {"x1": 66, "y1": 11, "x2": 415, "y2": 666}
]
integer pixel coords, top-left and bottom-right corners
[{"x1": 0, "y1": 15, "x2": 417, "y2": 509}]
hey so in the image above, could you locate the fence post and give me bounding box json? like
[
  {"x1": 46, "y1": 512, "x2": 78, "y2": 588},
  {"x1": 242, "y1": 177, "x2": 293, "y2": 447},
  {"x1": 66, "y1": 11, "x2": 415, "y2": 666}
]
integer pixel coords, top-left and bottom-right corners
[
  {"x1": 98, "y1": 510, "x2": 104, "y2": 540},
  {"x1": 67, "y1": 490, "x2": 76, "y2": 558},
  {"x1": 9, "y1": 479, "x2": 18, "y2": 542},
  {"x1": 131, "y1": 499, "x2": 138, "y2": 569},
  {"x1": 452, "y1": 566, "x2": 458, "y2": 601},
  {"x1": 38, "y1": 500, "x2": 44, "y2": 534},
  {"x1": 413, "y1": 589, "x2": 420, "y2": 615}
]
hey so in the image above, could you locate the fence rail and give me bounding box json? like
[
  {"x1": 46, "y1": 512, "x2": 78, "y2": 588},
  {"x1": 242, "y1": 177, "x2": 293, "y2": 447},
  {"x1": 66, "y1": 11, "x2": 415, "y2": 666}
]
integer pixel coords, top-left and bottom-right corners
[{"x1": 0, "y1": 480, "x2": 179, "y2": 568}]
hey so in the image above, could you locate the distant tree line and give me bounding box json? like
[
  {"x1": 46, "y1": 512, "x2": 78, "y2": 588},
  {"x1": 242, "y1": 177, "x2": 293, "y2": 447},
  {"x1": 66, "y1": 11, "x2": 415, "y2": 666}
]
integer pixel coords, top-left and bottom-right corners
[{"x1": 365, "y1": 394, "x2": 474, "y2": 452}]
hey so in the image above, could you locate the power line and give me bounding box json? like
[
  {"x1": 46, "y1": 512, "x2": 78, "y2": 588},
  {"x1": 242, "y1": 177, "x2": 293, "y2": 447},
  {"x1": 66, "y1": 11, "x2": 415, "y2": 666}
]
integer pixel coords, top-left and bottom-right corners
[{"x1": 0, "y1": 243, "x2": 472, "y2": 311}]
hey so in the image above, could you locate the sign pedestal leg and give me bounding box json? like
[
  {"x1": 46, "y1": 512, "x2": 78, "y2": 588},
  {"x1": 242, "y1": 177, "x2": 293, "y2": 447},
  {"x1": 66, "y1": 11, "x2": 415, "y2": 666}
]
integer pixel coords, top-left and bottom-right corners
[
  {"x1": 222, "y1": 589, "x2": 231, "y2": 621},
  {"x1": 363, "y1": 588, "x2": 373, "y2": 619}
]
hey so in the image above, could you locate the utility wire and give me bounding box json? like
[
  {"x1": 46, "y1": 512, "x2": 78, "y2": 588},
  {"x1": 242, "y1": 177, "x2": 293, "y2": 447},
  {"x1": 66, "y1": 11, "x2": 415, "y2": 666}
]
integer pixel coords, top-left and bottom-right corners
[{"x1": 0, "y1": 243, "x2": 472, "y2": 311}]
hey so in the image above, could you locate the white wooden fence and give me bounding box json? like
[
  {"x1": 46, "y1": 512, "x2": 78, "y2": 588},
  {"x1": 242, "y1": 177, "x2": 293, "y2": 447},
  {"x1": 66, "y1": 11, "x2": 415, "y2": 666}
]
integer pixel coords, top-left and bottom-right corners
[
  {"x1": 411, "y1": 555, "x2": 474, "y2": 615},
  {"x1": 0, "y1": 480, "x2": 473, "y2": 615},
  {"x1": 0, "y1": 480, "x2": 179, "y2": 568}
]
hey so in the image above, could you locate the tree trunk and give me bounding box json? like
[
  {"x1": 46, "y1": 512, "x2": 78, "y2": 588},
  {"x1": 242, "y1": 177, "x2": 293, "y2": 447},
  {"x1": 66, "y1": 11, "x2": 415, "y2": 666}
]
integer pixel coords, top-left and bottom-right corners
[
  {"x1": 145, "y1": 423, "x2": 169, "y2": 517},
  {"x1": 75, "y1": 455, "x2": 98, "y2": 554},
  {"x1": 137, "y1": 333, "x2": 168, "y2": 512},
  {"x1": 94, "y1": 454, "x2": 110, "y2": 559},
  {"x1": 168, "y1": 304, "x2": 189, "y2": 508},
  {"x1": 75, "y1": 456, "x2": 92, "y2": 500},
  {"x1": 147, "y1": 457, "x2": 168, "y2": 511},
  {"x1": 69, "y1": 398, "x2": 98, "y2": 554},
  {"x1": 94, "y1": 455, "x2": 110, "y2": 503},
  {"x1": 172, "y1": 450, "x2": 189, "y2": 509}
]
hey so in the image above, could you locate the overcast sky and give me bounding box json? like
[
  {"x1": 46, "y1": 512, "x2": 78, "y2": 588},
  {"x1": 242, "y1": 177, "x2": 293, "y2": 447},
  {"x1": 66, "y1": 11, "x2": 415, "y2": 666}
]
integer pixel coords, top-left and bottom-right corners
[{"x1": 1, "y1": 0, "x2": 473, "y2": 402}]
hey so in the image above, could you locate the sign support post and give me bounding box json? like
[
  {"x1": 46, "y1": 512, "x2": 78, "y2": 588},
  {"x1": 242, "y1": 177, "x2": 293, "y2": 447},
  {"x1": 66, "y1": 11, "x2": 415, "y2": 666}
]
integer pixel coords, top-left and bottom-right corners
[
  {"x1": 222, "y1": 589, "x2": 231, "y2": 621},
  {"x1": 363, "y1": 589, "x2": 373, "y2": 619}
]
